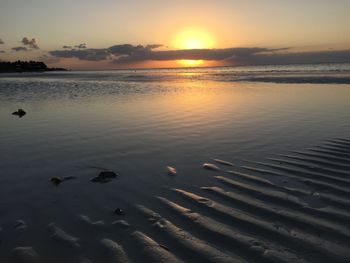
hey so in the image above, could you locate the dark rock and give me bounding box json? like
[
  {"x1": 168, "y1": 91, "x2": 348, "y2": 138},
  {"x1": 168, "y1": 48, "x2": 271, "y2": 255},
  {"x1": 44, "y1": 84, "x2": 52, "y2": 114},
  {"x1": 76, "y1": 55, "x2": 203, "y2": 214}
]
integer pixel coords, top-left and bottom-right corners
[
  {"x1": 51, "y1": 177, "x2": 63, "y2": 186},
  {"x1": 50, "y1": 176, "x2": 75, "y2": 186},
  {"x1": 91, "y1": 171, "x2": 118, "y2": 183},
  {"x1": 12, "y1": 109, "x2": 26, "y2": 118},
  {"x1": 114, "y1": 208, "x2": 125, "y2": 216}
]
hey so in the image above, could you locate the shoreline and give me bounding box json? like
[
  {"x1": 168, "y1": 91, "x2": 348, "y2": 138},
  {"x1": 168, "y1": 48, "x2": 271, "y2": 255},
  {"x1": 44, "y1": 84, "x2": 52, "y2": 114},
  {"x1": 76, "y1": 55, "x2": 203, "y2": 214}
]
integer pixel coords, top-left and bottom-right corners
[{"x1": 0, "y1": 68, "x2": 67, "y2": 73}]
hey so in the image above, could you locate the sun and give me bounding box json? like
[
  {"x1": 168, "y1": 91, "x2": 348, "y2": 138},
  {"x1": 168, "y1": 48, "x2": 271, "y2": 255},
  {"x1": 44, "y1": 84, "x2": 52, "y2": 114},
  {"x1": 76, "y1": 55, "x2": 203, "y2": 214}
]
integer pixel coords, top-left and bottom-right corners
[
  {"x1": 173, "y1": 28, "x2": 214, "y2": 67},
  {"x1": 178, "y1": 59, "x2": 204, "y2": 66}
]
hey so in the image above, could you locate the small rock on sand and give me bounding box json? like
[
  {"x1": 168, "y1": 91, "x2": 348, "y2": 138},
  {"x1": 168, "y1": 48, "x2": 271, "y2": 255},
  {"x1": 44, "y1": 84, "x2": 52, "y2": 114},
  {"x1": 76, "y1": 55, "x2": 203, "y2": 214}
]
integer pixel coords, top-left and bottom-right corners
[
  {"x1": 91, "y1": 171, "x2": 118, "y2": 183},
  {"x1": 51, "y1": 176, "x2": 75, "y2": 186},
  {"x1": 12, "y1": 109, "x2": 26, "y2": 118},
  {"x1": 11, "y1": 247, "x2": 39, "y2": 263},
  {"x1": 51, "y1": 177, "x2": 63, "y2": 186},
  {"x1": 114, "y1": 208, "x2": 126, "y2": 216},
  {"x1": 166, "y1": 166, "x2": 177, "y2": 175}
]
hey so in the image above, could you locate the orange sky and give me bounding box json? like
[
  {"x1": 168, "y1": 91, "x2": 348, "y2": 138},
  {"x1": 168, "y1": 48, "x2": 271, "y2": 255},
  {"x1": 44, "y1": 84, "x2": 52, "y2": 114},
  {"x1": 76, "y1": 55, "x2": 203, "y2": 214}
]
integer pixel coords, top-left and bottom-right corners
[{"x1": 0, "y1": 0, "x2": 349, "y2": 69}]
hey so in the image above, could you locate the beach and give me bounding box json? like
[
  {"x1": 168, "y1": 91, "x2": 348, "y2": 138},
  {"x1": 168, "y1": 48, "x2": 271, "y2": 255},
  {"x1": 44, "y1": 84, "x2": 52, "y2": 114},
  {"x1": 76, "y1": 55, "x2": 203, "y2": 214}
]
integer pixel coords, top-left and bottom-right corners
[{"x1": 1, "y1": 64, "x2": 350, "y2": 262}]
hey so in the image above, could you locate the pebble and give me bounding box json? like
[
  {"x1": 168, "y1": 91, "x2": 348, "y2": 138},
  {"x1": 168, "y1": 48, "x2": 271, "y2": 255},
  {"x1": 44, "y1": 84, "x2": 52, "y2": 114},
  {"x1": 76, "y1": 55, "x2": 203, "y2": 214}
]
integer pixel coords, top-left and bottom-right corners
[
  {"x1": 50, "y1": 176, "x2": 75, "y2": 186},
  {"x1": 166, "y1": 166, "x2": 177, "y2": 175},
  {"x1": 12, "y1": 109, "x2": 26, "y2": 118},
  {"x1": 91, "y1": 171, "x2": 118, "y2": 183},
  {"x1": 114, "y1": 208, "x2": 126, "y2": 216},
  {"x1": 51, "y1": 177, "x2": 63, "y2": 186}
]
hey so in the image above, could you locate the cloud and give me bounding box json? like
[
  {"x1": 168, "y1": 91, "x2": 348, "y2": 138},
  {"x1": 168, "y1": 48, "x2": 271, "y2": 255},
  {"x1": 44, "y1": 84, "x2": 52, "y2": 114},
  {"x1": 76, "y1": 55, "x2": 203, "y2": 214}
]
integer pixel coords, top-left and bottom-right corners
[
  {"x1": 12, "y1": 46, "x2": 28, "y2": 52},
  {"x1": 0, "y1": 38, "x2": 4, "y2": 44},
  {"x1": 146, "y1": 44, "x2": 163, "y2": 49},
  {"x1": 22, "y1": 37, "x2": 39, "y2": 49},
  {"x1": 108, "y1": 44, "x2": 145, "y2": 55},
  {"x1": 51, "y1": 44, "x2": 264, "y2": 63},
  {"x1": 49, "y1": 43, "x2": 350, "y2": 66},
  {"x1": 225, "y1": 49, "x2": 350, "y2": 66},
  {"x1": 75, "y1": 43, "x2": 86, "y2": 49},
  {"x1": 49, "y1": 44, "x2": 162, "y2": 61},
  {"x1": 50, "y1": 48, "x2": 111, "y2": 61},
  {"x1": 113, "y1": 47, "x2": 278, "y2": 64}
]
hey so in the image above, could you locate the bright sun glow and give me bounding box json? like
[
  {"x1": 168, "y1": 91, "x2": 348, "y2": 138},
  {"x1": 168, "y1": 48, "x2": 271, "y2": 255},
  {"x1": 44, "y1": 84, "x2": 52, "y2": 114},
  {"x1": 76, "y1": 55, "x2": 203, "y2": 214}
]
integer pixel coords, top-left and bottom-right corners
[
  {"x1": 178, "y1": 59, "x2": 204, "y2": 66},
  {"x1": 173, "y1": 28, "x2": 214, "y2": 67}
]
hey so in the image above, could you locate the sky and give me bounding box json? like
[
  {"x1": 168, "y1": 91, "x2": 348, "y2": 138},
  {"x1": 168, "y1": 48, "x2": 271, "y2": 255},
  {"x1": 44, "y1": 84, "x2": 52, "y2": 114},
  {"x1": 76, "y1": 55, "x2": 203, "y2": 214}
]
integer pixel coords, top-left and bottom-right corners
[{"x1": 0, "y1": 0, "x2": 349, "y2": 69}]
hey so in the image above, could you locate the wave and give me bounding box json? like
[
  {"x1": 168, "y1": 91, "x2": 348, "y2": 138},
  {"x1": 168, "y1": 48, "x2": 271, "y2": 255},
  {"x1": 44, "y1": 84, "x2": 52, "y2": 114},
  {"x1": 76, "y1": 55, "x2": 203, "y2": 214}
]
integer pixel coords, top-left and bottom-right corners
[{"x1": 1, "y1": 63, "x2": 350, "y2": 84}]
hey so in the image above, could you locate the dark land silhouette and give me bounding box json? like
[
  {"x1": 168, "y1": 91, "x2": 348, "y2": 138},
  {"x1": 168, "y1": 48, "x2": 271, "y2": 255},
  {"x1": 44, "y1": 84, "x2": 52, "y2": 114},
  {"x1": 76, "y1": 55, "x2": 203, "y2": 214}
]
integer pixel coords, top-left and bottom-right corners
[{"x1": 0, "y1": 60, "x2": 66, "y2": 72}]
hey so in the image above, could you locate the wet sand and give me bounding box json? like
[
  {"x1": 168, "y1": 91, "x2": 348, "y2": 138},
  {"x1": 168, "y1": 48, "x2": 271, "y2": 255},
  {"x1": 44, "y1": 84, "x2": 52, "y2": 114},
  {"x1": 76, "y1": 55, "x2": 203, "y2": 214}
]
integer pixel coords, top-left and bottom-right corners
[
  {"x1": 0, "y1": 70, "x2": 350, "y2": 262},
  {"x1": 1, "y1": 139, "x2": 350, "y2": 262}
]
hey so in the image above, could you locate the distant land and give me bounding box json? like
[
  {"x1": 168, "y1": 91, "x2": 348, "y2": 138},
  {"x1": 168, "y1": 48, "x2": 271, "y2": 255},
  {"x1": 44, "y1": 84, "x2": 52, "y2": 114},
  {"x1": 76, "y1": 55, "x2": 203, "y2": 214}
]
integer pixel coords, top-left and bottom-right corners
[{"x1": 0, "y1": 60, "x2": 67, "y2": 73}]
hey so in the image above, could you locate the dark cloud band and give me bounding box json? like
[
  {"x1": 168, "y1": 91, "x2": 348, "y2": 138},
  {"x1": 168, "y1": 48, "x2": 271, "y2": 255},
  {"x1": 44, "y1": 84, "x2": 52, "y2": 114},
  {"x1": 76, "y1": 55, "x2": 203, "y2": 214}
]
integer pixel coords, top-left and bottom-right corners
[
  {"x1": 75, "y1": 43, "x2": 86, "y2": 49},
  {"x1": 49, "y1": 43, "x2": 350, "y2": 66},
  {"x1": 49, "y1": 45, "x2": 275, "y2": 63},
  {"x1": 49, "y1": 44, "x2": 162, "y2": 61},
  {"x1": 12, "y1": 46, "x2": 28, "y2": 52},
  {"x1": 113, "y1": 47, "x2": 278, "y2": 63},
  {"x1": 50, "y1": 49, "x2": 111, "y2": 61}
]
